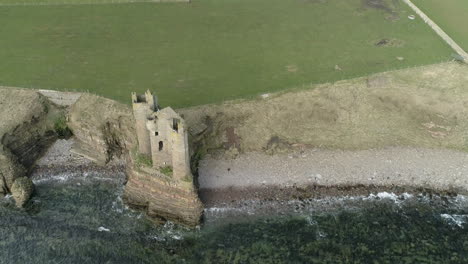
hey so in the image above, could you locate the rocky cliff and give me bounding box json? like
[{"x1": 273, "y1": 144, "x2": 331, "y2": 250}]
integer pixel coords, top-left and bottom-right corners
[
  {"x1": 124, "y1": 166, "x2": 203, "y2": 226},
  {"x1": 0, "y1": 87, "x2": 60, "y2": 203},
  {"x1": 0, "y1": 88, "x2": 202, "y2": 225},
  {"x1": 68, "y1": 94, "x2": 136, "y2": 164}
]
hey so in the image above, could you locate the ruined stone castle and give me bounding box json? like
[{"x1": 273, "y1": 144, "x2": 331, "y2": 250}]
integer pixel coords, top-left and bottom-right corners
[{"x1": 131, "y1": 90, "x2": 191, "y2": 180}]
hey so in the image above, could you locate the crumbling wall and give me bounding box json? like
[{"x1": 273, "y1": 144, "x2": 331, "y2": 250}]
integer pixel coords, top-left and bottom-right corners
[
  {"x1": 171, "y1": 123, "x2": 192, "y2": 181},
  {"x1": 148, "y1": 115, "x2": 173, "y2": 168},
  {"x1": 132, "y1": 91, "x2": 158, "y2": 156}
]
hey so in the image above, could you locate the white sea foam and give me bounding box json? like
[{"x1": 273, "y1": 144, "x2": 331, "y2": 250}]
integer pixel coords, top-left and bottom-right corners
[
  {"x1": 365, "y1": 192, "x2": 397, "y2": 201},
  {"x1": 205, "y1": 192, "x2": 417, "y2": 220},
  {"x1": 362, "y1": 192, "x2": 413, "y2": 203},
  {"x1": 205, "y1": 207, "x2": 255, "y2": 215},
  {"x1": 151, "y1": 235, "x2": 166, "y2": 242},
  {"x1": 441, "y1": 214, "x2": 467, "y2": 227},
  {"x1": 148, "y1": 221, "x2": 186, "y2": 241},
  {"x1": 32, "y1": 172, "x2": 122, "y2": 185},
  {"x1": 33, "y1": 174, "x2": 72, "y2": 184},
  {"x1": 205, "y1": 207, "x2": 246, "y2": 213},
  {"x1": 306, "y1": 216, "x2": 317, "y2": 226},
  {"x1": 98, "y1": 226, "x2": 110, "y2": 232},
  {"x1": 454, "y1": 195, "x2": 468, "y2": 203},
  {"x1": 171, "y1": 235, "x2": 183, "y2": 240}
]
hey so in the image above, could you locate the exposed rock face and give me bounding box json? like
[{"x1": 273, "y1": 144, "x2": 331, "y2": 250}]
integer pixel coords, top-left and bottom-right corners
[
  {"x1": 68, "y1": 94, "x2": 136, "y2": 164},
  {"x1": 11, "y1": 177, "x2": 34, "y2": 207},
  {"x1": 68, "y1": 93, "x2": 203, "y2": 226},
  {"x1": 3, "y1": 122, "x2": 57, "y2": 169},
  {"x1": 124, "y1": 167, "x2": 203, "y2": 226},
  {"x1": 0, "y1": 148, "x2": 25, "y2": 194},
  {"x1": 0, "y1": 87, "x2": 59, "y2": 197}
]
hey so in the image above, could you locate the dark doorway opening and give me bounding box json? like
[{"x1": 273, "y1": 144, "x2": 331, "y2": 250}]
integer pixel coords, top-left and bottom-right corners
[{"x1": 159, "y1": 141, "x2": 163, "y2": 151}]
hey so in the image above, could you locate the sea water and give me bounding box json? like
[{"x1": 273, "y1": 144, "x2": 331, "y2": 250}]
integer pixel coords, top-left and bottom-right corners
[{"x1": 1, "y1": 172, "x2": 468, "y2": 263}]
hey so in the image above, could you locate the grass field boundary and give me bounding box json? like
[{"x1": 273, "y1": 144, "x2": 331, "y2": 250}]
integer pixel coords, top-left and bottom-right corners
[
  {"x1": 0, "y1": 0, "x2": 185, "y2": 7},
  {"x1": 0, "y1": 59, "x2": 454, "y2": 107},
  {"x1": 402, "y1": 0, "x2": 468, "y2": 62}
]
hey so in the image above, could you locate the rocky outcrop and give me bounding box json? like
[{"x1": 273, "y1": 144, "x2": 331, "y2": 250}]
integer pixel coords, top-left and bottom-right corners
[
  {"x1": 11, "y1": 177, "x2": 34, "y2": 207},
  {"x1": 2, "y1": 122, "x2": 57, "y2": 170},
  {"x1": 0, "y1": 87, "x2": 60, "y2": 205},
  {"x1": 124, "y1": 166, "x2": 203, "y2": 226},
  {"x1": 68, "y1": 93, "x2": 203, "y2": 226},
  {"x1": 0, "y1": 148, "x2": 25, "y2": 194},
  {"x1": 68, "y1": 94, "x2": 136, "y2": 164}
]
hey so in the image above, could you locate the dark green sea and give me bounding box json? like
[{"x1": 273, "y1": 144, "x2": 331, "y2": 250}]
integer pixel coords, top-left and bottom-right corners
[{"x1": 2, "y1": 170, "x2": 468, "y2": 264}]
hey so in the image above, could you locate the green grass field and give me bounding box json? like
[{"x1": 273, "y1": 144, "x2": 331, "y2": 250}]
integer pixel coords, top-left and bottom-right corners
[
  {"x1": 412, "y1": 0, "x2": 468, "y2": 52},
  {"x1": 0, "y1": 0, "x2": 155, "y2": 5},
  {"x1": 0, "y1": 0, "x2": 452, "y2": 107}
]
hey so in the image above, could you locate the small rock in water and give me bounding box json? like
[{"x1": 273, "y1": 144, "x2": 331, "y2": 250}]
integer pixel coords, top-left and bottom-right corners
[
  {"x1": 98, "y1": 226, "x2": 110, "y2": 232},
  {"x1": 11, "y1": 177, "x2": 34, "y2": 208}
]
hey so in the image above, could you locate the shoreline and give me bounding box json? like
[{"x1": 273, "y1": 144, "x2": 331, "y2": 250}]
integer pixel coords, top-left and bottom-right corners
[
  {"x1": 33, "y1": 139, "x2": 468, "y2": 211},
  {"x1": 199, "y1": 184, "x2": 461, "y2": 208},
  {"x1": 31, "y1": 138, "x2": 126, "y2": 184},
  {"x1": 198, "y1": 147, "x2": 468, "y2": 194}
]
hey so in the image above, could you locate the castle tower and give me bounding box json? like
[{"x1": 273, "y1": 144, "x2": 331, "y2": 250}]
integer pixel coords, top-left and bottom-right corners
[
  {"x1": 171, "y1": 119, "x2": 192, "y2": 180},
  {"x1": 145, "y1": 107, "x2": 192, "y2": 180},
  {"x1": 131, "y1": 90, "x2": 158, "y2": 156},
  {"x1": 146, "y1": 110, "x2": 172, "y2": 168},
  {"x1": 132, "y1": 91, "x2": 192, "y2": 180}
]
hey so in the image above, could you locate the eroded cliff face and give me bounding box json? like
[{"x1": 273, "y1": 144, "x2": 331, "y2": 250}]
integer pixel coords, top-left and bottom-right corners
[
  {"x1": 68, "y1": 94, "x2": 136, "y2": 164},
  {"x1": 180, "y1": 62, "x2": 468, "y2": 157},
  {"x1": 124, "y1": 167, "x2": 203, "y2": 226},
  {"x1": 68, "y1": 94, "x2": 203, "y2": 226},
  {"x1": 0, "y1": 87, "x2": 59, "y2": 198}
]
